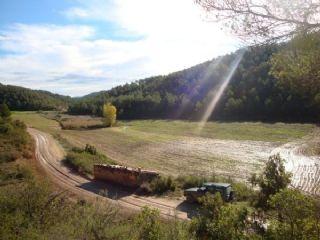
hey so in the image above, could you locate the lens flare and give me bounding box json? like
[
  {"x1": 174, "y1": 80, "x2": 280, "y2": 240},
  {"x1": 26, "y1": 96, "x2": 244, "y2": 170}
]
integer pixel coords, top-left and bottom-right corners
[
  {"x1": 197, "y1": 49, "x2": 245, "y2": 132},
  {"x1": 173, "y1": 57, "x2": 223, "y2": 119}
]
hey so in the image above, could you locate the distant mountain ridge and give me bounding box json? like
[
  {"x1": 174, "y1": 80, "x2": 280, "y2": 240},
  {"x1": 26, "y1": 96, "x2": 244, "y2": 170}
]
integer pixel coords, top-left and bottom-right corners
[{"x1": 0, "y1": 83, "x2": 71, "y2": 111}]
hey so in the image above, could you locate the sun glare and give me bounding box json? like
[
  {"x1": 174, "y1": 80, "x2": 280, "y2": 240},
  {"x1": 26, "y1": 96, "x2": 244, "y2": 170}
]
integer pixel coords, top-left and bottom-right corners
[{"x1": 197, "y1": 49, "x2": 246, "y2": 132}]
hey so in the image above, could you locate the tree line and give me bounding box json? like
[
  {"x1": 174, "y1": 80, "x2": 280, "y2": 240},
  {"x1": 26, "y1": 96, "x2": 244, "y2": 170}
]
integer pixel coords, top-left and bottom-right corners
[
  {"x1": 69, "y1": 41, "x2": 320, "y2": 122},
  {"x1": 0, "y1": 83, "x2": 71, "y2": 111}
]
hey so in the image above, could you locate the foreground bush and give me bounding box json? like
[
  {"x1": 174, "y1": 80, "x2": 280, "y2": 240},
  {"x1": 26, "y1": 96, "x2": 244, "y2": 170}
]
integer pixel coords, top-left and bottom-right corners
[
  {"x1": 0, "y1": 179, "x2": 134, "y2": 239},
  {"x1": 0, "y1": 110, "x2": 33, "y2": 164},
  {"x1": 0, "y1": 176, "x2": 191, "y2": 239},
  {"x1": 133, "y1": 207, "x2": 191, "y2": 240},
  {"x1": 267, "y1": 189, "x2": 320, "y2": 240},
  {"x1": 190, "y1": 193, "x2": 255, "y2": 240}
]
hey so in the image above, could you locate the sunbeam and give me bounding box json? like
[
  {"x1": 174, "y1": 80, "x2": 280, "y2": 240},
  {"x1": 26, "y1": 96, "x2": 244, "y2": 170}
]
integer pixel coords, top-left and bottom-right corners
[
  {"x1": 197, "y1": 49, "x2": 246, "y2": 132},
  {"x1": 173, "y1": 57, "x2": 224, "y2": 119}
]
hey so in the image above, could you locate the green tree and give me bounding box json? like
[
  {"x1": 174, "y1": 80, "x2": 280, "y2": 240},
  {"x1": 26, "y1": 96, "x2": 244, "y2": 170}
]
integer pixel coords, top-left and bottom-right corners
[
  {"x1": 133, "y1": 207, "x2": 162, "y2": 240},
  {"x1": 257, "y1": 154, "x2": 292, "y2": 208},
  {"x1": 102, "y1": 103, "x2": 117, "y2": 127},
  {"x1": 267, "y1": 189, "x2": 319, "y2": 240},
  {"x1": 270, "y1": 33, "x2": 320, "y2": 116},
  {"x1": 0, "y1": 103, "x2": 11, "y2": 120},
  {"x1": 190, "y1": 193, "x2": 250, "y2": 240}
]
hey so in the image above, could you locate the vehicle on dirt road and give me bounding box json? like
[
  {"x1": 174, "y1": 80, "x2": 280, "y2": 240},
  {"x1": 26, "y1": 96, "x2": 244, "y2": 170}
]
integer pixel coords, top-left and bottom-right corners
[{"x1": 184, "y1": 182, "x2": 234, "y2": 203}]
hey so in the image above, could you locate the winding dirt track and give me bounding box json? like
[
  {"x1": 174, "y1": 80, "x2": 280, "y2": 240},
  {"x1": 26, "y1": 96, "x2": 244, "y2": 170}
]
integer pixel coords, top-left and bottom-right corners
[{"x1": 28, "y1": 128, "x2": 191, "y2": 220}]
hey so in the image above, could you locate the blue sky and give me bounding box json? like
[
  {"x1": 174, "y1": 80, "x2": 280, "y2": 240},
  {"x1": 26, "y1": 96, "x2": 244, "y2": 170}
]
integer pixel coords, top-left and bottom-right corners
[{"x1": 0, "y1": 0, "x2": 239, "y2": 96}]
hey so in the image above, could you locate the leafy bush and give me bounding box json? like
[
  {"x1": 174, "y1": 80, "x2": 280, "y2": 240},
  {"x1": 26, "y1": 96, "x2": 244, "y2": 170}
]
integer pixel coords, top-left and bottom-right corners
[
  {"x1": 64, "y1": 145, "x2": 115, "y2": 176},
  {"x1": 0, "y1": 123, "x2": 13, "y2": 134},
  {"x1": 232, "y1": 182, "x2": 257, "y2": 202},
  {"x1": 0, "y1": 164, "x2": 33, "y2": 184},
  {"x1": 0, "y1": 151, "x2": 19, "y2": 163},
  {"x1": 0, "y1": 110, "x2": 33, "y2": 164},
  {"x1": 85, "y1": 144, "x2": 97, "y2": 155},
  {"x1": 133, "y1": 207, "x2": 162, "y2": 240},
  {"x1": 132, "y1": 206, "x2": 191, "y2": 240},
  {"x1": 190, "y1": 192, "x2": 254, "y2": 239},
  {"x1": 149, "y1": 176, "x2": 176, "y2": 194},
  {"x1": 176, "y1": 175, "x2": 208, "y2": 189}
]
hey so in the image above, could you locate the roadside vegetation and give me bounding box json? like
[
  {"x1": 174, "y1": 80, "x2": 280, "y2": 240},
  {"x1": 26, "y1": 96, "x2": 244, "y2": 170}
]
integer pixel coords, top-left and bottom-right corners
[
  {"x1": 64, "y1": 144, "x2": 116, "y2": 176},
  {"x1": 0, "y1": 104, "x2": 33, "y2": 165},
  {"x1": 142, "y1": 174, "x2": 254, "y2": 201}
]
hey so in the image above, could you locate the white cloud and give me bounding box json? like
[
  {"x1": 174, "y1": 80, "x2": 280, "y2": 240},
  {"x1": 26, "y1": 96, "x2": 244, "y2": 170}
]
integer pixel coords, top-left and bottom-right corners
[{"x1": 0, "y1": 0, "x2": 240, "y2": 96}]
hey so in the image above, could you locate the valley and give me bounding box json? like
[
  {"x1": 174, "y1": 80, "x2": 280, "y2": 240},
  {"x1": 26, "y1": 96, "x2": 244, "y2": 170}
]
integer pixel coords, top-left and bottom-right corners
[{"x1": 14, "y1": 112, "x2": 319, "y2": 194}]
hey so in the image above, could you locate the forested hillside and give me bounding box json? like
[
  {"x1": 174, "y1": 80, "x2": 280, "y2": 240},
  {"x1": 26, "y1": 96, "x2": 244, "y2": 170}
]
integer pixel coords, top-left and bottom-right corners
[
  {"x1": 2, "y1": 42, "x2": 319, "y2": 122},
  {"x1": 0, "y1": 84, "x2": 71, "y2": 111},
  {"x1": 69, "y1": 44, "x2": 319, "y2": 122}
]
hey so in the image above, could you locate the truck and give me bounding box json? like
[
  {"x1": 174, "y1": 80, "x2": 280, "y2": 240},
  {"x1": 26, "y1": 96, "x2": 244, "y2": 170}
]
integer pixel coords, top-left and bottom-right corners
[
  {"x1": 94, "y1": 164, "x2": 159, "y2": 188},
  {"x1": 184, "y1": 182, "x2": 234, "y2": 203}
]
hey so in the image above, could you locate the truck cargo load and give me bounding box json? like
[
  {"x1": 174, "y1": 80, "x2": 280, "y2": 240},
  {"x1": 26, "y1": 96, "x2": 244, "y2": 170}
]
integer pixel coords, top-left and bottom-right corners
[{"x1": 94, "y1": 164, "x2": 159, "y2": 188}]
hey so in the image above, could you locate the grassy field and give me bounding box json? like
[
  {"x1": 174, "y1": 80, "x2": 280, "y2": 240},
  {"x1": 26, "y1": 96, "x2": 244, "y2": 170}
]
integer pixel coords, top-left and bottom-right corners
[
  {"x1": 13, "y1": 111, "x2": 316, "y2": 179},
  {"x1": 120, "y1": 120, "x2": 313, "y2": 142}
]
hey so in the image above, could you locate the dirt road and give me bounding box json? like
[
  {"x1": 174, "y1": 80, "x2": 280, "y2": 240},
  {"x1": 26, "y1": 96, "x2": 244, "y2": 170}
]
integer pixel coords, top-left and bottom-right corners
[{"x1": 28, "y1": 128, "x2": 192, "y2": 219}]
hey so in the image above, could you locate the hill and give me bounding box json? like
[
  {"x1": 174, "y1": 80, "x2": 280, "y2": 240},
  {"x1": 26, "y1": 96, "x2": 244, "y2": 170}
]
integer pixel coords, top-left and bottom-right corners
[
  {"x1": 0, "y1": 83, "x2": 71, "y2": 111},
  {"x1": 2, "y1": 43, "x2": 318, "y2": 122},
  {"x1": 69, "y1": 44, "x2": 319, "y2": 122}
]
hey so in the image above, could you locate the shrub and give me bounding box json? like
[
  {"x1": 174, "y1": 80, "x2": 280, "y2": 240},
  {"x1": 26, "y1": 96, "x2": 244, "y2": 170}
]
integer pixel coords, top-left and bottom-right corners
[
  {"x1": 232, "y1": 182, "x2": 257, "y2": 202},
  {"x1": 176, "y1": 175, "x2": 208, "y2": 189},
  {"x1": 85, "y1": 144, "x2": 97, "y2": 155},
  {"x1": 64, "y1": 145, "x2": 115, "y2": 176},
  {"x1": 12, "y1": 119, "x2": 27, "y2": 130},
  {"x1": 133, "y1": 207, "x2": 163, "y2": 240},
  {"x1": 150, "y1": 176, "x2": 176, "y2": 194},
  {"x1": 0, "y1": 150, "x2": 20, "y2": 163},
  {"x1": 0, "y1": 103, "x2": 11, "y2": 119},
  {"x1": 190, "y1": 192, "x2": 252, "y2": 239}
]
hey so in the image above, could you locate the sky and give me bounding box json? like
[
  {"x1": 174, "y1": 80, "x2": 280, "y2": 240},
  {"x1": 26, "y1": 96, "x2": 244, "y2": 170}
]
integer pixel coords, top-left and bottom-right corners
[{"x1": 0, "y1": 0, "x2": 240, "y2": 96}]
